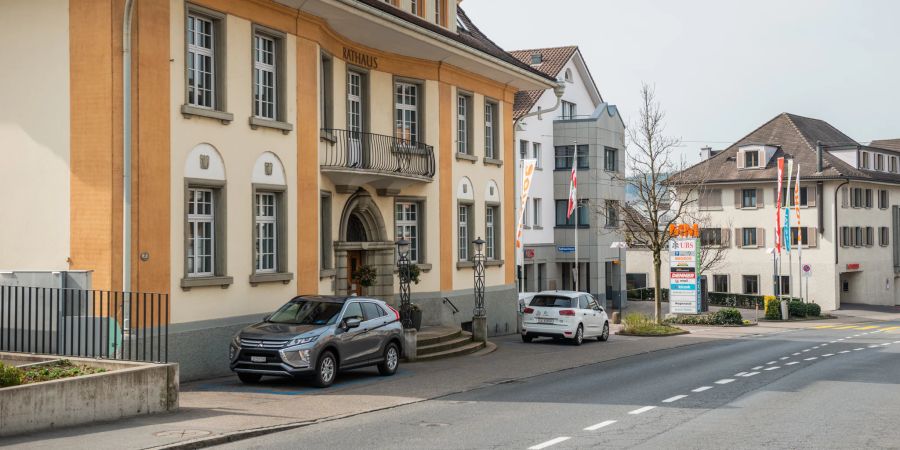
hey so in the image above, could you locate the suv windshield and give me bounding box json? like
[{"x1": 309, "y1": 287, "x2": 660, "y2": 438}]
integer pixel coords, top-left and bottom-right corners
[
  {"x1": 529, "y1": 296, "x2": 575, "y2": 308},
  {"x1": 267, "y1": 300, "x2": 344, "y2": 325}
]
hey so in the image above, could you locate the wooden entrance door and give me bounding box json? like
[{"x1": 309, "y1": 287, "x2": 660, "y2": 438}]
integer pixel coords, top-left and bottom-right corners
[{"x1": 348, "y1": 250, "x2": 363, "y2": 296}]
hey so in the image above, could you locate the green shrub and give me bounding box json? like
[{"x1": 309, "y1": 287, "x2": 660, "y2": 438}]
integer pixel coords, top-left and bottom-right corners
[
  {"x1": 623, "y1": 313, "x2": 684, "y2": 335},
  {"x1": 805, "y1": 303, "x2": 822, "y2": 317},
  {"x1": 713, "y1": 308, "x2": 743, "y2": 325},
  {"x1": 789, "y1": 300, "x2": 806, "y2": 318},
  {"x1": 765, "y1": 296, "x2": 782, "y2": 320},
  {"x1": 0, "y1": 363, "x2": 22, "y2": 388}
]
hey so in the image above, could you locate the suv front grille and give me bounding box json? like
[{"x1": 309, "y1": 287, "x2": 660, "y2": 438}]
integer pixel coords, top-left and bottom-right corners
[{"x1": 240, "y1": 338, "x2": 289, "y2": 349}]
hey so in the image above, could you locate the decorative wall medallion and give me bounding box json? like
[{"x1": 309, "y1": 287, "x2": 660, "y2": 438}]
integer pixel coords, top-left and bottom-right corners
[
  {"x1": 265, "y1": 162, "x2": 273, "y2": 176},
  {"x1": 199, "y1": 154, "x2": 210, "y2": 170}
]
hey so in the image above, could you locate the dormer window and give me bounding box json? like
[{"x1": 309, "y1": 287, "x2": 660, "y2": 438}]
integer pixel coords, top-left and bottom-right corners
[
  {"x1": 860, "y1": 151, "x2": 870, "y2": 169},
  {"x1": 531, "y1": 53, "x2": 543, "y2": 65},
  {"x1": 891, "y1": 156, "x2": 898, "y2": 173},
  {"x1": 744, "y1": 150, "x2": 759, "y2": 168},
  {"x1": 876, "y1": 153, "x2": 885, "y2": 171}
]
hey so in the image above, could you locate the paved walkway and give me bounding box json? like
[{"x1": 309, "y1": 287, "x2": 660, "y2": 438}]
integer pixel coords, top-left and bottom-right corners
[{"x1": 1, "y1": 307, "x2": 891, "y2": 449}]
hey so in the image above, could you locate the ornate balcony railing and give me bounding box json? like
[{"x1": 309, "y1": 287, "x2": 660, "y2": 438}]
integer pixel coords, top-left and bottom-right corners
[{"x1": 321, "y1": 129, "x2": 435, "y2": 180}]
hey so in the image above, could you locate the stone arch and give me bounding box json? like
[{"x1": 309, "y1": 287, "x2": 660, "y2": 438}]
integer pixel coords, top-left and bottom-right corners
[
  {"x1": 338, "y1": 189, "x2": 388, "y2": 243},
  {"x1": 457, "y1": 176, "x2": 474, "y2": 202},
  {"x1": 251, "y1": 151, "x2": 286, "y2": 185},
  {"x1": 185, "y1": 143, "x2": 225, "y2": 180}
]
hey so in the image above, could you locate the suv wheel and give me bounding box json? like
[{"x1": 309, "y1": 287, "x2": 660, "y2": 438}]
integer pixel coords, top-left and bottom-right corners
[
  {"x1": 521, "y1": 334, "x2": 534, "y2": 343},
  {"x1": 237, "y1": 372, "x2": 262, "y2": 384},
  {"x1": 378, "y1": 342, "x2": 400, "y2": 376},
  {"x1": 313, "y1": 351, "x2": 337, "y2": 388},
  {"x1": 598, "y1": 322, "x2": 610, "y2": 341},
  {"x1": 572, "y1": 324, "x2": 584, "y2": 346}
]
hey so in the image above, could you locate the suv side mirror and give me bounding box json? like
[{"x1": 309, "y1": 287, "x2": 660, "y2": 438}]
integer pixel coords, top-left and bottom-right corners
[
  {"x1": 344, "y1": 317, "x2": 362, "y2": 330},
  {"x1": 263, "y1": 314, "x2": 271, "y2": 322}
]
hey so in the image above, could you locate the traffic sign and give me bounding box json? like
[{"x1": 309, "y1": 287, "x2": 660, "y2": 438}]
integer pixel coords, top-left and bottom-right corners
[{"x1": 802, "y1": 263, "x2": 812, "y2": 278}]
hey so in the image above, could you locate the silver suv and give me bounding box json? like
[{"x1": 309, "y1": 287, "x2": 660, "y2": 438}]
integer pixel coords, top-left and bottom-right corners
[{"x1": 229, "y1": 295, "x2": 403, "y2": 388}]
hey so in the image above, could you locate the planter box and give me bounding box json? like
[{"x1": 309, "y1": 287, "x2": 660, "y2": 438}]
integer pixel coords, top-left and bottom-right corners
[{"x1": 0, "y1": 353, "x2": 179, "y2": 437}]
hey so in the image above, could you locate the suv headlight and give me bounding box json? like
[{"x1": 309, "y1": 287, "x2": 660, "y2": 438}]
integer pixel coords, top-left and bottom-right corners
[
  {"x1": 286, "y1": 335, "x2": 319, "y2": 347},
  {"x1": 229, "y1": 335, "x2": 240, "y2": 360}
]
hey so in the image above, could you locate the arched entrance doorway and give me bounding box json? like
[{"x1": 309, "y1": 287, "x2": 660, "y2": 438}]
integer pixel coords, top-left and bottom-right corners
[{"x1": 335, "y1": 189, "x2": 395, "y2": 298}]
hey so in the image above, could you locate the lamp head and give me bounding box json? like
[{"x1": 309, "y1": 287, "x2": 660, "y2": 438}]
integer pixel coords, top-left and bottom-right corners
[
  {"x1": 396, "y1": 237, "x2": 410, "y2": 256},
  {"x1": 473, "y1": 237, "x2": 485, "y2": 253}
]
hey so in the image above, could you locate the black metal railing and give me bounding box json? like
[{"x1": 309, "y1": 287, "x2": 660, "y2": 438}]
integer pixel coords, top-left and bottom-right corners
[
  {"x1": 0, "y1": 286, "x2": 169, "y2": 363},
  {"x1": 321, "y1": 128, "x2": 435, "y2": 179}
]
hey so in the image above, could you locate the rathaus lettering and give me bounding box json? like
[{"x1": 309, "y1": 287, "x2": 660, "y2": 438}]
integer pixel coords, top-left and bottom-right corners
[{"x1": 342, "y1": 47, "x2": 379, "y2": 69}]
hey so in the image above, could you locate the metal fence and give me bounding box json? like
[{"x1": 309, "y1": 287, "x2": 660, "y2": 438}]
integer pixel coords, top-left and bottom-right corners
[{"x1": 0, "y1": 286, "x2": 169, "y2": 363}]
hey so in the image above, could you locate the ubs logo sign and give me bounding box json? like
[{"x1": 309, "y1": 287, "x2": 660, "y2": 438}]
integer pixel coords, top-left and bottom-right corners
[{"x1": 343, "y1": 47, "x2": 379, "y2": 69}]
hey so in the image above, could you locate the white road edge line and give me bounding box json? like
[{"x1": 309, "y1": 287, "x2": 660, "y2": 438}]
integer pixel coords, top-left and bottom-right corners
[
  {"x1": 629, "y1": 406, "x2": 657, "y2": 415},
  {"x1": 692, "y1": 386, "x2": 713, "y2": 392},
  {"x1": 529, "y1": 437, "x2": 571, "y2": 450},
  {"x1": 662, "y1": 395, "x2": 688, "y2": 403},
  {"x1": 584, "y1": 420, "x2": 617, "y2": 431},
  {"x1": 715, "y1": 379, "x2": 735, "y2": 384}
]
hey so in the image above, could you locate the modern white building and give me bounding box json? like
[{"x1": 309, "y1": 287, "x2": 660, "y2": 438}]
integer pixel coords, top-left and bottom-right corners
[
  {"x1": 510, "y1": 46, "x2": 627, "y2": 307},
  {"x1": 627, "y1": 112, "x2": 900, "y2": 311}
]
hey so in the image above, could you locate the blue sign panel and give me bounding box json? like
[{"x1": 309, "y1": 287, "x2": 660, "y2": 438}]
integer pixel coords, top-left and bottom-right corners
[{"x1": 557, "y1": 246, "x2": 576, "y2": 253}]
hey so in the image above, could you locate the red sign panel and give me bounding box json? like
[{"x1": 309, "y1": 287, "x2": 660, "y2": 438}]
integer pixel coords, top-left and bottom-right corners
[
  {"x1": 524, "y1": 249, "x2": 535, "y2": 259},
  {"x1": 846, "y1": 263, "x2": 861, "y2": 271}
]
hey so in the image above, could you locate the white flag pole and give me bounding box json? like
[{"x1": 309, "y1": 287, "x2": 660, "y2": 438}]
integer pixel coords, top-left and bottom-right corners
[{"x1": 573, "y1": 140, "x2": 579, "y2": 291}]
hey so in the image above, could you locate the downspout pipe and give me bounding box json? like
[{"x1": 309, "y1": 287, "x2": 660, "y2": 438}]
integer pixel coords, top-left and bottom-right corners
[
  {"x1": 834, "y1": 178, "x2": 850, "y2": 265},
  {"x1": 123, "y1": 0, "x2": 136, "y2": 295}
]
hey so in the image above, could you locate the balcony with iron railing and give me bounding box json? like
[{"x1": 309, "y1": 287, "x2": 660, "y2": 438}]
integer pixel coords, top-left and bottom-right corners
[{"x1": 320, "y1": 129, "x2": 436, "y2": 195}]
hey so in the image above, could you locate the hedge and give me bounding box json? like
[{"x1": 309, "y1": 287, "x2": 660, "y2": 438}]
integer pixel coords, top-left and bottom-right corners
[
  {"x1": 627, "y1": 287, "x2": 669, "y2": 302},
  {"x1": 667, "y1": 308, "x2": 743, "y2": 326}
]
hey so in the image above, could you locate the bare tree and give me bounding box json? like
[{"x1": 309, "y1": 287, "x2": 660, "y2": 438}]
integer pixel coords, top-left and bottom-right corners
[{"x1": 614, "y1": 83, "x2": 706, "y2": 323}]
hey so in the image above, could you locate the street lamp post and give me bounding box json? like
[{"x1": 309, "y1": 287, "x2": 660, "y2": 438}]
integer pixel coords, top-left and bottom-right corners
[
  {"x1": 396, "y1": 237, "x2": 412, "y2": 329},
  {"x1": 472, "y1": 237, "x2": 487, "y2": 342}
]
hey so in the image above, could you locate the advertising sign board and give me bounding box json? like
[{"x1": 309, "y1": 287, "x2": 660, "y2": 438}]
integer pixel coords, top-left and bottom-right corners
[{"x1": 669, "y1": 238, "x2": 701, "y2": 314}]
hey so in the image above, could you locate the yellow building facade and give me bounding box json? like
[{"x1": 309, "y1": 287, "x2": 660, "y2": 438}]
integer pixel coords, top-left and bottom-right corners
[{"x1": 0, "y1": 0, "x2": 554, "y2": 379}]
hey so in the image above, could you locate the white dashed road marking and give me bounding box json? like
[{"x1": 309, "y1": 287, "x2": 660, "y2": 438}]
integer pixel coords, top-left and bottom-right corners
[
  {"x1": 822, "y1": 353, "x2": 834, "y2": 357},
  {"x1": 742, "y1": 371, "x2": 760, "y2": 377},
  {"x1": 839, "y1": 350, "x2": 850, "y2": 354},
  {"x1": 715, "y1": 379, "x2": 735, "y2": 385},
  {"x1": 692, "y1": 386, "x2": 713, "y2": 392},
  {"x1": 529, "y1": 437, "x2": 571, "y2": 449},
  {"x1": 854, "y1": 348, "x2": 864, "y2": 351},
  {"x1": 629, "y1": 406, "x2": 656, "y2": 415},
  {"x1": 804, "y1": 357, "x2": 818, "y2": 361},
  {"x1": 779, "y1": 357, "x2": 789, "y2": 360},
  {"x1": 868, "y1": 345, "x2": 880, "y2": 348},
  {"x1": 785, "y1": 361, "x2": 799, "y2": 365},
  {"x1": 752, "y1": 366, "x2": 764, "y2": 370},
  {"x1": 792, "y1": 352, "x2": 801, "y2": 356},
  {"x1": 584, "y1": 420, "x2": 617, "y2": 431},
  {"x1": 767, "y1": 361, "x2": 777, "y2": 365},
  {"x1": 662, "y1": 395, "x2": 688, "y2": 403},
  {"x1": 764, "y1": 366, "x2": 780, "y2": 371},
  {"x1": 734, "y1": 372, "x2": 747, "y2": 377}
]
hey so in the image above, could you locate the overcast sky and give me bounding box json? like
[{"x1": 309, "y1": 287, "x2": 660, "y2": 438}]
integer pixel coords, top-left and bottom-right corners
[{"x1": 464, "y1": 0, "x2": 900, "y2": 164}]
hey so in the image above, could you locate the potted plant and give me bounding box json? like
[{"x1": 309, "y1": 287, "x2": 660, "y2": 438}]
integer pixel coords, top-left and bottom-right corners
[
  {"x1": 409, "y1": 303, "x2": 423, "y2": 331},
  {"x1": 398, "y1": 263, "x2": 421, "y2": 285},
  {"x1": 353, "y1": 264, "x2": 378, "y2": 288}
]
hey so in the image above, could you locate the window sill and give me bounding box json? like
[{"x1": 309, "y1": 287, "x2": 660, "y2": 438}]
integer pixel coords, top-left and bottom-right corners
[
  {"x1": 485, "y1": 259, "x2": 504, "y2": 267},
  {"x1": 455, "y1": 153, "x2": 478, "y2": 163},
  {"x1": 320, "y1": 130, "x2": 337, "y2": 144},
  {"x1": 555, "y1": 225, "x2": 590, "y2": 229},
  {"x1": 180, "y1": 275, "x2": 234, "y2": 290},
  {"x1": 699, "y1": 207, "x2": 724, "y2": 211},
  {"x1": 249, "y1": 117, "x2": 293, "y2": 134},
  {"x1": 392, "y1": 263, "x2": 433, "y2": 274},
  {"x1": 320, "y1": 268, "x2": 336, "y2": 278},
  {"x1": 249, "y1": 272, "x2": 294, "y2": 286},
  {"x1": 535, "y1": 166, "x2": 544, "y2": 171},
  {"x1": 483, "y1": 157, "x2": 503, "y2": 167},
  {"x1": 533, "y1": 226, "x2": 543, "y2": 230},
  {"x1": 180, "y1": 105, "x2": 234, "y2": 124},
  {"x1": 523, "y1": 225, "x2": 531, "y2": 230},
  {"x1": 456, "y1": 261, "x2": 474, "y2": 269}
]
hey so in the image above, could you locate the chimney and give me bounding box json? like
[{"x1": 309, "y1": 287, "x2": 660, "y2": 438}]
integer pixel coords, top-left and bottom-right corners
[
  {"x1": 700, "y1": 146, "x2": 713, "y2": 161},
  {"x1": 816, "y1": 141, "x2": 823, "y2": 172}
]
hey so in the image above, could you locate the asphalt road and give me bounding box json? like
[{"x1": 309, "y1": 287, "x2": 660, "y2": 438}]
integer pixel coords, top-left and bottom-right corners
[{"x1": 215, "y1": 321, "x2": 900, "y2": 449}]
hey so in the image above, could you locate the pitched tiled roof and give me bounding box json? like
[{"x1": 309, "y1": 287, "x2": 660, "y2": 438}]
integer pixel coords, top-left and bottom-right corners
[
  {"x1": 871, "y1": 139, "x2": 900, "y2": 151},
  {"x1": 508, "y1": 46, "x2": 578, "y2": 120},
  {"x1": 353, "y1": 1, "x2": 555, "y2": 83},
  {"x1": 671, "y1": 113, "x2": 900, "y2": 185}
]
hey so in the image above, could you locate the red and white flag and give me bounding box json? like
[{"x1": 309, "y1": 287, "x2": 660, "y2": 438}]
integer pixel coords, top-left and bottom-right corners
[{"x1": 566, "y1": 153, "x2": 578, "y2": 219}]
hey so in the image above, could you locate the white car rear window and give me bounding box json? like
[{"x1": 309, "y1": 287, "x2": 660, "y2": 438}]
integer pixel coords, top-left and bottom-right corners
[{"x1": 529, "y1": 296, "x2": 574, "y2": 308}]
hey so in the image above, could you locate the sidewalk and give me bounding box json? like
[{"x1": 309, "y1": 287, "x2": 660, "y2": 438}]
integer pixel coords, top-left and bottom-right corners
[{"x1": 0, "y1": 312, "x2": 882, "y2": 450}]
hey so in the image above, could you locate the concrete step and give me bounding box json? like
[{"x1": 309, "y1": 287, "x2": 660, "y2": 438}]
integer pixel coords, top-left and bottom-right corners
[
  {"x1": 416, "y1": 326, "x2": 463, "y2": 347},
  {"x1": 416, "y1": 340, "x2": 486, "y2": 361},
  {"x1": 417, "y1": 333, "x2": 475, "y2": 355}
]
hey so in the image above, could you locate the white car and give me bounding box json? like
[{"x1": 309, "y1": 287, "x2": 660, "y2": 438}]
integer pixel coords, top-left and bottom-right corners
[{"x1": 521, "y1": 291, "x2": 610, "y2": 345}]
